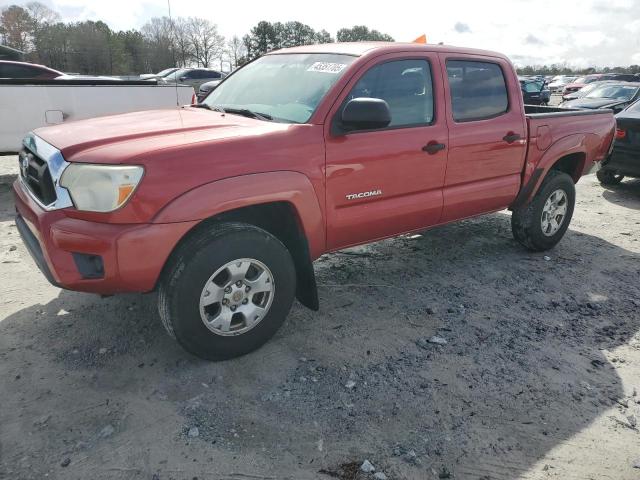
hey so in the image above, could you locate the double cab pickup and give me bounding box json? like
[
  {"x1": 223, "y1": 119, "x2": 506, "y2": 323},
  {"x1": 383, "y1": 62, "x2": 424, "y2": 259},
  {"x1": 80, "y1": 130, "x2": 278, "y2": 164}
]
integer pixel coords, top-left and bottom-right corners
[{"x1": 13, "y1": 42, "x2": 615, "y2": 359}]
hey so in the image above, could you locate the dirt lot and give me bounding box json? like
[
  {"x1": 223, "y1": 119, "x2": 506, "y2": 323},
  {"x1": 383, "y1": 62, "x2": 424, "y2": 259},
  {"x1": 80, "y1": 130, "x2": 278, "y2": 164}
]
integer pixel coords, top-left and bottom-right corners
[{"x1": 1, "y1": 156, "x2": 639, "y2": 480}]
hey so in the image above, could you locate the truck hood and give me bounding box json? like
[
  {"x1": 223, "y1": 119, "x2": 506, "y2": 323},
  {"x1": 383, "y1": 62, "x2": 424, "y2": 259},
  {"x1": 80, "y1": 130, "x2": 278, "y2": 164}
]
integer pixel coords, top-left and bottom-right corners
[{"x1": 34, "y1": 107, "x2": 290, "y2": 162}]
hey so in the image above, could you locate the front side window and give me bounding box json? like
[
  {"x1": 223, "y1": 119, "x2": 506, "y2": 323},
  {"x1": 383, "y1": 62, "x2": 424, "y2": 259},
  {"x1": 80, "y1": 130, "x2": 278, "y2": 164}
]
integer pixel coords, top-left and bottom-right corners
[
  {"x1": 346, "y1": 59, "x2": 434, "y2": 127},
  {"x1": 204, "y1": 53, "x2": 356, "y2": 123},
  {"x1": 446, "y1": 60, "x2": 509, "y2": 122}
]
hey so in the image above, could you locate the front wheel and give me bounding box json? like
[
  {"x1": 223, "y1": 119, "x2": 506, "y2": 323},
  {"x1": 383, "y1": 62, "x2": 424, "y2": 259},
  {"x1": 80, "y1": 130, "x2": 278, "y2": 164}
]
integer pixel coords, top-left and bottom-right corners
[
  {"x1": 596, "y1": 168, "x2": 624, "y2": 186},
  {"x1": 511, "y1": 170, "x2": 576, "y2": 252},
  {"x1": 158, "y1": 222, "x2": 296, "y2": 360}
]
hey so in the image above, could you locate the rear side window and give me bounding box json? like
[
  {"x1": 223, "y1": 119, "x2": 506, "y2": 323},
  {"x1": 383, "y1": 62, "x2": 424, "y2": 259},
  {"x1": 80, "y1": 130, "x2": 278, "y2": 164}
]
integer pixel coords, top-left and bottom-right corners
[
  {"x1": 347, "y1": 59, "x2": 434, "y2": 127},
  {"x1": 446, "y1": 60, "x2": 508, "y2": 122}
]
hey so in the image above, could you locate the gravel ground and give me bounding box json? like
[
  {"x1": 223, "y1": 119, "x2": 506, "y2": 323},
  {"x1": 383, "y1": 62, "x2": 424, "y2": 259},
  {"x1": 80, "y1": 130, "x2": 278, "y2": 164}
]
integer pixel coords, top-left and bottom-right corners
[{"x1": 1, "y1": 155, "x2": 639, "y2": 480}]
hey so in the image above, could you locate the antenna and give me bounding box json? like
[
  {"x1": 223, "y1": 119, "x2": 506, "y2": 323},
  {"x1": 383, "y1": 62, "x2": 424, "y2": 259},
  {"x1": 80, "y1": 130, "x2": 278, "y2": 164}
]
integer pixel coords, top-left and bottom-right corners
[{"x1": 167, "y1": 0, "x2": 179, "y2": 107}]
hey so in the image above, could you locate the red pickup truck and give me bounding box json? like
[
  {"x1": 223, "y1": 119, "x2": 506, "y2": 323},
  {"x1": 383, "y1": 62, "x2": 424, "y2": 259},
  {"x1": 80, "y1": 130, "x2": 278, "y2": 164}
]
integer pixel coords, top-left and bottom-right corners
[{"x1": 13, "y1": 43, "x2": 615, "y2": 360}]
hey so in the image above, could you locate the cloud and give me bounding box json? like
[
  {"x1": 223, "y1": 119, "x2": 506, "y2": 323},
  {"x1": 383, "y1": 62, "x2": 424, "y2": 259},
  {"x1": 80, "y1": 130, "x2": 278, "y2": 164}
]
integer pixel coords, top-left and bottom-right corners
[
  {"x1": 524, "y1": 34, "x2": 544, "y2": 45},
  {"x1": 453, "y1": 22, "x2": 471, "y2": 33}
]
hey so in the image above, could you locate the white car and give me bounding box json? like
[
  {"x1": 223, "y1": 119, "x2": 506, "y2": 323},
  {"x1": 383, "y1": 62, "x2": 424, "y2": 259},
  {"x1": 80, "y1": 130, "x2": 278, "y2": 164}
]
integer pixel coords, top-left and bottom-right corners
[{"x1": 548, "y1": 75, "x2": 577, "y2": 93}]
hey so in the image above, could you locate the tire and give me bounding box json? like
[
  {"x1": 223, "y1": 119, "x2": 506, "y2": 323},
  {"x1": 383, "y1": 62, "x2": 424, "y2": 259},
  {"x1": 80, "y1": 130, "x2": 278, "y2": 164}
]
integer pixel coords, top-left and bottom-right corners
[
  {"x1": 596, "y1": 168, "x2": 624, "y2": 186},
  {"x1": 158, "y1": 222, "x2": 296, "y2": 360},
  {"x1": 511, "y1": 170, "x2": 576, "y2": 252}
]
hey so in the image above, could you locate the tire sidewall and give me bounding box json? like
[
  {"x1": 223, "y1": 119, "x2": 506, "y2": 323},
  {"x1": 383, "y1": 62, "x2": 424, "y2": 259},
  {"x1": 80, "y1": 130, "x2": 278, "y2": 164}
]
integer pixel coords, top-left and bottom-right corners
[
  {"x1": 528, "y1": 173, "x2": 576, "y2": 250},
  {"x1": 165, "y1": 225, "x2": 296, "y2": 360},
  {"x1": 597, "y1": 168, "x2": 623, "y2": 185}
]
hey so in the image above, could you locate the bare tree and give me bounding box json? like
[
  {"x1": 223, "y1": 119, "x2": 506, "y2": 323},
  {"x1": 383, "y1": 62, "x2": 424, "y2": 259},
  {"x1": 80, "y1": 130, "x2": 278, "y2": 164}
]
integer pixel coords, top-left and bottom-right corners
[
  {"x1": 186, "y1": 17, "x2": 224, "y2": 68},
  {"x1": 141, "y1": 16, "x2": 176, "y2": 71},
  {"x1": 26, "y1": 2, "x2": 60, "y2": 26},
  {"x1": 227, "y1": 35, "x2": 246, "y2": 69},
  {"x1": 172, "y1": 17, "x2": 192, "y2": 67}
]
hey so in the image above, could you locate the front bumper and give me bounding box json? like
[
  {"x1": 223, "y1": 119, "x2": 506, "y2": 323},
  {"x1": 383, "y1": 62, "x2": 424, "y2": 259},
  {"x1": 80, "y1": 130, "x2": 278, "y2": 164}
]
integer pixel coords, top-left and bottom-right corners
[{"x1": 13, "y1": 179, "x2": 197, "y2": 294}]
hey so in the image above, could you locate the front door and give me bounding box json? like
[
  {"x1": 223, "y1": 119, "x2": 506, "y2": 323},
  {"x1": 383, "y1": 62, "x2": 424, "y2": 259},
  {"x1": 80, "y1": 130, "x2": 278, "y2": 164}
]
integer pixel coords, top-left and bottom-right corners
[
  {"x1": 325, "y1": 54, "x2": 448, "y2": 250},
  {"x1": 438, "y1": 56, "x2": 527, "y2": 222}
]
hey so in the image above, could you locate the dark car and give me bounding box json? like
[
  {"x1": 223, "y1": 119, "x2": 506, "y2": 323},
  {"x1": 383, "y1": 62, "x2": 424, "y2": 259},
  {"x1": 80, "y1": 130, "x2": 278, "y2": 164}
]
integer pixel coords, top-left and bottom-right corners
[
  {"x1": 519, "y1": 78, "x2": 550, "y2": 105},
  {"x1": 0, "y1": 60, "x2": 62, "y2": 79},
  {"x1": 597, "y1": 99, "x2": 640, "y2": 185},
  {"x1": 561, "y1": 83, "x2": 640, "y2": 114},
  {"x1": 197, "y1": 78, "x2": 224, "y2": 102}
]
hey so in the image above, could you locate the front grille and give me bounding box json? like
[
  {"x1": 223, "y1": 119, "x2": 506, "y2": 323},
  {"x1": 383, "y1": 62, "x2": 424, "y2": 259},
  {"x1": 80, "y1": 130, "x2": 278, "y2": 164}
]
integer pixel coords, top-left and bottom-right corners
[{"x1": 19, "y1": 150, "x2": 57, "y2": 206}]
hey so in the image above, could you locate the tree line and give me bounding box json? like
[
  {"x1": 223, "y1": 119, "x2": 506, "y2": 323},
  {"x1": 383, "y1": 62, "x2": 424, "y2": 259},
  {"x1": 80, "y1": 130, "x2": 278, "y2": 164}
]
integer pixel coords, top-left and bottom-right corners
[
  {"x1": 0, "y1": 2, "x2": 395, "y2": 75},
  {"x1": 517, "y1": 64, "x2": 640, "y2": 76}
]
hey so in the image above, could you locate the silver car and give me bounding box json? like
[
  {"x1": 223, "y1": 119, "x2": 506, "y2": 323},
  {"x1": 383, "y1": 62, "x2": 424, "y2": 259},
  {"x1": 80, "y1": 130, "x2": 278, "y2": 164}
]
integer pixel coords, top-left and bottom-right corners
[{"x1": 162, "y1": 68, "x2": 226, "y2": 91}]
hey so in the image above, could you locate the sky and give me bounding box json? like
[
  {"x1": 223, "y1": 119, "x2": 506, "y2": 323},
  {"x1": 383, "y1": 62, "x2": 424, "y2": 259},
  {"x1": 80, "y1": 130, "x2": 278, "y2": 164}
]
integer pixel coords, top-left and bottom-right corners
[{"x1": 2, "y1": 0, "x2": 640, "y2": 68}]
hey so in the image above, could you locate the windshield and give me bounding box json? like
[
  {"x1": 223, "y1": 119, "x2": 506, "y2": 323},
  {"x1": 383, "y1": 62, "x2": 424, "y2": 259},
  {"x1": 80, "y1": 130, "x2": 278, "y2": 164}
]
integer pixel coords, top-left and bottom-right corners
[
  {"x1": 157, "y1": 68, "x2": 176, "y2": 77},
  {"x1": 164, "y1": 69, "x2": 188, "y2": 81},
  {"x1": 203, "y1": 53, "x2": 357, "y2": 123},
  {"x1": 627, "y1": 99, "x2": 640, "y2": 112},
  {"x1": 586, "y1": 85, "x2": 639, "y2": 100}
]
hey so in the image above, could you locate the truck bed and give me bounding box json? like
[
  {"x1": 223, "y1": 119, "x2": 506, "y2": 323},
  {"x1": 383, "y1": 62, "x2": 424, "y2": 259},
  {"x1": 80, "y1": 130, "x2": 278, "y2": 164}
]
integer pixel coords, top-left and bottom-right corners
[
  {"x1": 521, "y1": 104, "x2": 616, "y2": 190},
  {"x1": 524, "y1": 104, "x2": 613, "y2": 118}
]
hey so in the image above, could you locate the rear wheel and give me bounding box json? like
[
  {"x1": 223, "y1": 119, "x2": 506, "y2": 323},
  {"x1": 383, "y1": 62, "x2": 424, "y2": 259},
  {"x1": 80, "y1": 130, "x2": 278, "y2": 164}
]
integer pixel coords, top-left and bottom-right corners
[
  {"x1": 158, "y1": 222, "x2": 296, "y2": 360},
  {"x1": 596, "y1": 168, "x2": 624, "y2": 186},
  {"x1": 511, "y1": 170, "x2": 575, "y2": 252}
]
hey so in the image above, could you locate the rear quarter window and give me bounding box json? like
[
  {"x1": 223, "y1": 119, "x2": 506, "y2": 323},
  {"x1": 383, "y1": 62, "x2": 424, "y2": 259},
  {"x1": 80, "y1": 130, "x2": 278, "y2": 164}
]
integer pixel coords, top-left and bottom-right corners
[{"x1": 446, "y1": 60, "x2": 509, "y2": 122}]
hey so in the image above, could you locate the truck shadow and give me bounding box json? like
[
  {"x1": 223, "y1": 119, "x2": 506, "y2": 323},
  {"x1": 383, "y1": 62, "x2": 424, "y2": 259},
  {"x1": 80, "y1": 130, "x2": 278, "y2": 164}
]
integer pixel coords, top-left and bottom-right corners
[
  {"x1": 1, "y1": 212, "x2": 638, "y2": 479},
  {"x1": 601, "y1": 178, "x2": 640, "y2": 210}
]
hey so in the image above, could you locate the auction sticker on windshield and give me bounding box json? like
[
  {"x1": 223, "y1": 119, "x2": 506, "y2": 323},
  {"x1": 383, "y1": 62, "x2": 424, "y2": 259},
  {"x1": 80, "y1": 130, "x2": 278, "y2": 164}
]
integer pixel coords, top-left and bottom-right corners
[{"x1": 307, "y1": 62, "x2": 348, "y2": 73}]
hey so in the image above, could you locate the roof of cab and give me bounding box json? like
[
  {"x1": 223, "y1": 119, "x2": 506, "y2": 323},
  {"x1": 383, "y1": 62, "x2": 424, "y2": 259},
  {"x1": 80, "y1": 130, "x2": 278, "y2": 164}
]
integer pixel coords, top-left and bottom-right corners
[{"x1": 266, "y1": 42, "x2": 509, "y2": 60}]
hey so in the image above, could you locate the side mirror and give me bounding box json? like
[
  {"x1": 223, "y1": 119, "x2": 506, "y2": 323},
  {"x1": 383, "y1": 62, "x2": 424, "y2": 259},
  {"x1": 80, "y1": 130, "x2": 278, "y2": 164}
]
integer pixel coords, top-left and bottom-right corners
[
  {"x1": 340, "y1": 97, "x2": 391, "y2": 132},
  {"x1": 179, "y1": 76, "x2": 187, "y2": 82}
]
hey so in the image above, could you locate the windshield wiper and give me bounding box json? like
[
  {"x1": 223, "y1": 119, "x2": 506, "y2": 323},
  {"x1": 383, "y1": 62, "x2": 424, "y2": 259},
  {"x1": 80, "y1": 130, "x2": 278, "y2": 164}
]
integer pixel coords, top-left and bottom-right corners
[
  {"x1": 192, "y1": 103, "x2": 226, "y2": 114},
  {"x1": 223, "y1": 108, "x2": 273, "y2": 121}
]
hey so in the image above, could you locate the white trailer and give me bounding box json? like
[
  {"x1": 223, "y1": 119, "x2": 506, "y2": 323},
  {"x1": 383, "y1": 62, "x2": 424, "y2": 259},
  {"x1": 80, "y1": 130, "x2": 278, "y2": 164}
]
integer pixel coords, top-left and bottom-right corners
[{"x1": 0, "y1": 79, "x2": 194, "y2": 153}]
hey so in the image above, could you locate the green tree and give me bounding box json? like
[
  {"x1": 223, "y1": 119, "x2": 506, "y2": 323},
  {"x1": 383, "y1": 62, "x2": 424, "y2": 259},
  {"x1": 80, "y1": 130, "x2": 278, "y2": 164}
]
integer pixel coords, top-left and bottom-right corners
[{"x1": 336, "y1": 25, "x2": 394, "y2": 42}]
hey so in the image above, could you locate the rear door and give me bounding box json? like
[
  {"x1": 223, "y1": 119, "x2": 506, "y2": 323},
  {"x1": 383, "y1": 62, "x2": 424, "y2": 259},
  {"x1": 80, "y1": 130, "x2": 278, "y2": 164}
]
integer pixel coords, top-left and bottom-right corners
[
  {"x1": 438, "y1": 55, "x2": 527, "y2": 222},
  {"x1": 325, "y1": 53, "x2": 448, "y2": 250}
]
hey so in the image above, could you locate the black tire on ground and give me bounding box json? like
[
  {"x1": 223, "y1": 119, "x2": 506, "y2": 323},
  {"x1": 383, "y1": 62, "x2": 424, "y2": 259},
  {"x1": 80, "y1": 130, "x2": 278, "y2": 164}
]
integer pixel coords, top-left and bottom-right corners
[
  {"x1": 158, "y1": 222, "x2": 296, "y2": 360},
  {"x1": 511, "y1": 170, "x2": 576, "y2": 252},
  {"x1": 596, "y1": 168, "x2": 624, "y2": 186}
]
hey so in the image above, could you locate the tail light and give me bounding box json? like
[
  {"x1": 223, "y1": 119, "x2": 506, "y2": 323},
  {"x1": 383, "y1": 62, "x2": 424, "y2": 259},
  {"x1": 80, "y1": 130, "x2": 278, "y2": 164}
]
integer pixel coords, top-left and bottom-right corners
[
  {"x1": 615, "y1": 128, "x2": 626, "y2": 139},
  {"x1": 191, "y1": 93, "x2": 197, "y2": 105}
]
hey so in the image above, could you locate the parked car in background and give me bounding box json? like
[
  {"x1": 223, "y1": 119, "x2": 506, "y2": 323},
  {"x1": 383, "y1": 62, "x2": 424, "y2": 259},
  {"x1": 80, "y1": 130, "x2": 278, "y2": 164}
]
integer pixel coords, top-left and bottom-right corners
[
  {"x1": 561, "y1": 82, "x2": 640, "y2": 114},
  {"x1": 0, "y1": 60, "x2": 62, "y2": 79},
  {"x1": 520, "y1": 77, "x2": 550, "y2": 105},
  {"x1": 197, "y1": 78, "x2": 225, "y2": 102},
  {"x1": 140, "y1": 67, "x2": 179, "y2": 80},
  {"x1": 12, "y1": 42, "x2": 615, "y2": 360},
  {"x1": 548, "y1": 75, "x2": 576, "y2": 93},
  {"x1": 162, "y1": 68, "x2": 226, "y2": 91},
  {"x1": 563, "y1": 73, "x2": 639, "y2": 96},
  {"x1": 562, "y1": 80, "x2": 617, "y2": 101},
  {"x1": 597, "y1": 100, "x2": 640, "y2": 185}
]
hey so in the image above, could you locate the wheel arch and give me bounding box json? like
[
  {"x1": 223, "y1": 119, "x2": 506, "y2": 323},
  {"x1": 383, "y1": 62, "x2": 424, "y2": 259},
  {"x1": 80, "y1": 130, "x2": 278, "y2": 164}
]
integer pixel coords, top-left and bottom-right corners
[
  {"x1": 153, "y1": 172, "x2": 324, "y2": 311},
  {"x1": 511, "y1": 134, "x2": 590, "y2": 209}
]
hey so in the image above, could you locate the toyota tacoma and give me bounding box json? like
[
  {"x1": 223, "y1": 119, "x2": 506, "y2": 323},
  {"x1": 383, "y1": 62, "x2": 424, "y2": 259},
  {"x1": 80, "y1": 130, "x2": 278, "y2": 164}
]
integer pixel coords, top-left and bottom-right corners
[{"x1": 13, "y1": 42, "x2": 616, "y2": 360}]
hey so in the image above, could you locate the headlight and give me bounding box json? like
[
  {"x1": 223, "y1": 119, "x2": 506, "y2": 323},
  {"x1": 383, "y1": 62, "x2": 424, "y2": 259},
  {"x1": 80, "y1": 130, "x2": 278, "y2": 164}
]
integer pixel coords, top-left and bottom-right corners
[{"x1": 60, "y1": 164, "x2": 144, "y2": 212}]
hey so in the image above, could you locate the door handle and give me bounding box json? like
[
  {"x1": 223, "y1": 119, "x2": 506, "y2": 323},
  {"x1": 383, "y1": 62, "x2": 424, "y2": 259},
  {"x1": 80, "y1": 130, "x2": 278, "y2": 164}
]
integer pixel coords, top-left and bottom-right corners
[
  {"x1": 503, "y1": 133, "x2": 522, "y2": 144},
  {"x1": 422, "y1": 142, "x2": 446, "y2": 154}
]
